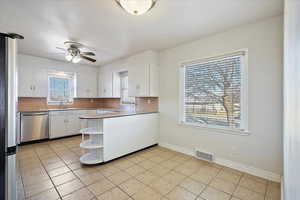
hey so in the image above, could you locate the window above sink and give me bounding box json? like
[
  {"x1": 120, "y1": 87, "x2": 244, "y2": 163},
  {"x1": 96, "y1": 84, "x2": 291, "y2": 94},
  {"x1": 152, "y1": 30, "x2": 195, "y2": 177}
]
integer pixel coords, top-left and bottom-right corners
[{"x1": 47, "y1": 71, "x2": 76, "y2": 105}]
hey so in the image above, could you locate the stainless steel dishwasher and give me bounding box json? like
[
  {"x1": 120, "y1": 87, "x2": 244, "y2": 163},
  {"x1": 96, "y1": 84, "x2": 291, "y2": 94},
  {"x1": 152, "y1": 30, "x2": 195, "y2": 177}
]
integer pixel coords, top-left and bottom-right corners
[{"x1": 20, "y1": 111, "x2": 49, "y2": 143}]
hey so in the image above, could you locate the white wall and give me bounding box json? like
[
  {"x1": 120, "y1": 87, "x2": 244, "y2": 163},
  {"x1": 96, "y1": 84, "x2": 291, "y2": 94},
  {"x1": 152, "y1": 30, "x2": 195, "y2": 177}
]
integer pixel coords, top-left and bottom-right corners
[
  {"x1": 18, "y1": 54, "x2": 99, "y2": 98},
  {"x1": 100, "y1": 59, "x2": 128, "y2": 72},
  {"x1": 283, "y1": 0, "x2": 300, "y2": 199},
  {"x1": 158, "y1": 16, "x2": 283, "y2": 178}
]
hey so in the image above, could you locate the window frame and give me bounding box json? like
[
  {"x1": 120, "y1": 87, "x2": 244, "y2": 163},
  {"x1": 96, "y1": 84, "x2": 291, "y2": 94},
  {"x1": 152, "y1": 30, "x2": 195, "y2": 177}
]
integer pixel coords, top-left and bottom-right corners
[
  {"x1": 47, "y1": 71, "x2": 77, "y2": 105},
  {"x1": 179, "y1": 50, "x2": 249, "y2": 135},
  {"x1": 119, "y1": 71, "x2": 135, "y2": 105}
]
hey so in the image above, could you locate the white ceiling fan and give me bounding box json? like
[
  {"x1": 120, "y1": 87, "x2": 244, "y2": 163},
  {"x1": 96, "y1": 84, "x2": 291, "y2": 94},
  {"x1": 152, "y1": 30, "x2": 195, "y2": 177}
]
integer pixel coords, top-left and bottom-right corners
[{"x1": 56, "y1": 41, "x2": 96, "y2": 64}]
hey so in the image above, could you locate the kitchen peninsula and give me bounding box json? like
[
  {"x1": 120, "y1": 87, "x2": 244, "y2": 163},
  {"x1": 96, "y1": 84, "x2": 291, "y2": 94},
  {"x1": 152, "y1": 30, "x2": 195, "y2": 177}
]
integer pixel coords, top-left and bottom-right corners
[{"x1": 79, "y1": 111, "x2": 159, "y2": 164}]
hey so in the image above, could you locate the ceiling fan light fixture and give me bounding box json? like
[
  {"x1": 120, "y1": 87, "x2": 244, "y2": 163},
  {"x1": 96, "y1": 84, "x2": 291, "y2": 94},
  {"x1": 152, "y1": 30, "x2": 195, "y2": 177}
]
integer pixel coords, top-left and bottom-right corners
[
  {"x1": 65, "y1": 53, "x2": 73, "y2": 62},
  {"x1": 116, "y1": 0, "x2": 157, "y2": 15},
  {"x1": 72, "y1": 55, "x2": 81, "y2": 64}
]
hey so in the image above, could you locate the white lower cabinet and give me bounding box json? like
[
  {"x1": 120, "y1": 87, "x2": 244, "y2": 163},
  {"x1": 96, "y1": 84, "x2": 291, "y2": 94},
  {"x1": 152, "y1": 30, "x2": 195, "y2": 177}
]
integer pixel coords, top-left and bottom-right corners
[
  {"x1": 49, "y1": 110, "x2": 96, "y2": 139},
  {"x1": 49, "y1": 112, "x2": 67, "y2": 139}
]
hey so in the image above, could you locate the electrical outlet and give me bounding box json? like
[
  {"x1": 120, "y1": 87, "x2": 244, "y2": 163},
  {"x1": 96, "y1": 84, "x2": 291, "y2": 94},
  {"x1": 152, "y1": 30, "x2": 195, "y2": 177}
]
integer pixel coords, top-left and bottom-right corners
[{"x1": 147, "y1": 99, "x2": 151, "y2": 104}]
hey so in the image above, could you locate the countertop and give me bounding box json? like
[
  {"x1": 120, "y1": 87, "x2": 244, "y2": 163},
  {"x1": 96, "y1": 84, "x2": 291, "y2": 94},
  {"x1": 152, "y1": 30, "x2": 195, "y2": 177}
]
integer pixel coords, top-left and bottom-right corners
[
  {"x1": 18, "y1": 108, "x2": 158, "y2": 119},
  {"x1": 79, "y1": 111, "x2": 158, "y2": 119},
  {"x1": 18, "y1": 108, "x2": 116, "y2": 113}
]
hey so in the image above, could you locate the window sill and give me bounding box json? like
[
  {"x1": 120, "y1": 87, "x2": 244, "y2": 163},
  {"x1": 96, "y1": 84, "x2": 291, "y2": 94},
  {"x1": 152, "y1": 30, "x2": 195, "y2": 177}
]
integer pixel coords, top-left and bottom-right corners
[{"x1": 179, "y1": 121, "x2": 250, "y2": 136}]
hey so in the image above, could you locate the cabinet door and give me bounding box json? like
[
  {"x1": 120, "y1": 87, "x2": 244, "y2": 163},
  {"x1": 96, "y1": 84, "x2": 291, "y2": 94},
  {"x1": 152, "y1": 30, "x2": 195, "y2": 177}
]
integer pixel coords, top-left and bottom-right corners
[
  {"x1": 18, "y1": 66, "x2": 33, "y2": 97},
  {"x1": 77, "y1": 72, "x2": 98, "y2": 98},
  {"x1": 99, "y1": 71, "x2": 113, "y2": 97},
  {"x1": 49, "y1": 112, "x2": 67, "y2": 139},
  {"x1": 149, "y1": 64, "x2": 159, "y2": 97},
  {"x1": 127, "y1": 50, "x2": 159, "y2": 97},
  {"x1": 31, "y1": 68, "x2": 48, "y2": 97},
  {"x1": 66, "y1": 111, "x2": 81, "y2": 136},
  {"x1": 112, "y1": 72, "x2": 121, "y2": 98},
  {"x1": 128, "y1": 61, "x2": 148, "y2": 97}
]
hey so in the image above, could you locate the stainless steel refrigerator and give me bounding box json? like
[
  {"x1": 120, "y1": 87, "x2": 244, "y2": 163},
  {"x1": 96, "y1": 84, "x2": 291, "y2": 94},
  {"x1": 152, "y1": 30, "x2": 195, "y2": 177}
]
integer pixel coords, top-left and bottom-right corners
[{"x1": 0, "y1": 33, "x2": 23, "y2": 200}]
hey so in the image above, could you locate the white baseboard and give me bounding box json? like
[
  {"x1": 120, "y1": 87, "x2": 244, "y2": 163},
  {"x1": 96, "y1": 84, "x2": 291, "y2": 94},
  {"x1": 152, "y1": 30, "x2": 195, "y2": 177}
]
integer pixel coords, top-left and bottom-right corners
[{"x1": 159, "y1": 142, "x2": 281, "y2": 183}]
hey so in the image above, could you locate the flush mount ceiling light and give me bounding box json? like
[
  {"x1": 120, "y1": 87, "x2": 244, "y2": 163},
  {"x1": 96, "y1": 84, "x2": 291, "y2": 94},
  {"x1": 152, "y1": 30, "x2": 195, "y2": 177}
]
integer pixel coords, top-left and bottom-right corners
[{"x1": 115, "y1": 0, "x2": 157, "y2": 15}]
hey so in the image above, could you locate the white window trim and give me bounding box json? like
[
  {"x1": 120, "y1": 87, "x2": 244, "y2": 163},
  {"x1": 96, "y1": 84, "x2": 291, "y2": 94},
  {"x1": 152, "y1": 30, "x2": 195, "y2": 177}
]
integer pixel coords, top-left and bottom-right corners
[
  {"x1": 47, "y1": 71, "x2": 77, "y2": 105},
  {"x1": 178, "y1": 49, "x2": 249, "y2": 135}
]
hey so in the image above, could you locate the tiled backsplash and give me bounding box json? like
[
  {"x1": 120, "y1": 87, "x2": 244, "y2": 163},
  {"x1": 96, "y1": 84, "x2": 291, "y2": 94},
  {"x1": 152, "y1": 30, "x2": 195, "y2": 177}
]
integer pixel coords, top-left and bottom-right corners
[
  {"x1": 135, "y1": 97, "x2": 159, "y2": 112},
  {"x1": 18, "y1": 97, "x2": 121, "y2": 111},
  {"x1": 18, "y1": 97, "x2": 159, "y2": 112}
]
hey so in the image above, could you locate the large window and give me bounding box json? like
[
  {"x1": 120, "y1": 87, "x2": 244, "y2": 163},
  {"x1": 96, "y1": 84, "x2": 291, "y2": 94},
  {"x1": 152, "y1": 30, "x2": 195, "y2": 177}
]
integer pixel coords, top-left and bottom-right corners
[
  {"x1": 181, "y1": 51, "x2": 248, "y2": 132},
  {"x1": 48, "y1": 72, "x2": 76, "y2": 104}
]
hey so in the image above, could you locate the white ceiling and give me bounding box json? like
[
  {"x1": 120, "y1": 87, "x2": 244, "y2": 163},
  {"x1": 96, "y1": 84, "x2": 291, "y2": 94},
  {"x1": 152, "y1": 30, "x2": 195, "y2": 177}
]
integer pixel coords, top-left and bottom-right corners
[{"x1": 0, "y1": 0, "x2": 283, "y2": 65}]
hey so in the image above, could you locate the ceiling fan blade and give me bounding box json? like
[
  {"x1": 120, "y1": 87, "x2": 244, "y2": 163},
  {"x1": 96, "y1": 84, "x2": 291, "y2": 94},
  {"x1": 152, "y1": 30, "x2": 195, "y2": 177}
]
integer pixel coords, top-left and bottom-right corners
[
  {"x1": 64, "y1": 41, "x2": 84, "y2": 49},
  {"x1": 80, "y1": 55, "x2": 96, "y2": 63},
  {"x1": 81, "y1": 52, "x2": 95, "y2": 56},
  {"x1": 56, "y1": 47, "x2": 66, "y2": 52}
]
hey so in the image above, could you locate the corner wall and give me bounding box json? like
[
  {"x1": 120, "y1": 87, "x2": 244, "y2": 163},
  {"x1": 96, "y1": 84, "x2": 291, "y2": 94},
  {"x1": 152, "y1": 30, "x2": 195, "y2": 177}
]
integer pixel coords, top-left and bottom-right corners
[
  {"x1": 283, "y1": 0, "x2": 300, "y2": 198},
  {"x1": 158, "y1": 16, "x2": 283, "y2": 180}
]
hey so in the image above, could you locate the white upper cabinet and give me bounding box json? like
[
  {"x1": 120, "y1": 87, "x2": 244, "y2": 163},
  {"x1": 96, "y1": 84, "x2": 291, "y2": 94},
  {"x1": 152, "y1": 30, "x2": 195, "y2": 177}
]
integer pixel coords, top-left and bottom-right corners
[
  {"x1": 18, "y1": 62, "x2": 48, "y2": 97},
  {"x1": 77, "y1": 69, "x2": 98, "y2": 98},
  {"x1": 98, "y1": 50, "x2": 159, "y2": 98},
  {"x1": 98, "y1": 69, "x2": 114, "y2": 97},
  {"x1": 127, "y1": 50, "x2": 159, "y2": 97}
]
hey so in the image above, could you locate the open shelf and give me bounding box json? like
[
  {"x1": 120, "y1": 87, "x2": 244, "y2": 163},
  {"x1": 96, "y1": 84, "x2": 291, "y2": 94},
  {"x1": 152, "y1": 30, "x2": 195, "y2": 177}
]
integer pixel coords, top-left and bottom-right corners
[
  {"x1": 80, "y1": 152, "x2": 103, "y2": 165},
  {"x1": 79, "y1": 118, "x2": 104, "y2": 165},
  {"x1": 80, "y1": 127, "x2": 103, "y2": 135},
  {"x1": 80, "y1": 139, "x2": 104, "y2": 149}
]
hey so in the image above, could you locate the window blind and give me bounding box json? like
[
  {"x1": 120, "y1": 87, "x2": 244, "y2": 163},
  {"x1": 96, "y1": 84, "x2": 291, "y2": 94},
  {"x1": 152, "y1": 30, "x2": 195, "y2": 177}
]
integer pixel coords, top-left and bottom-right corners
[{"x1": 183, "y1": 55, "x2": 242, "y2": 129}]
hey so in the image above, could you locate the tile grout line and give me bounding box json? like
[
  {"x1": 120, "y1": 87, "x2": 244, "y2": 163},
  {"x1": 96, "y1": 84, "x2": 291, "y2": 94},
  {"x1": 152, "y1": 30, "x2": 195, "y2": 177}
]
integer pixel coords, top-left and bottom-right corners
[
  {"x1": 195, "y1": 165, "x2": 223, "y2": 200},
  {"x1": 231, "y1": 169, "x2": 244, "y2": 200},
  {"x1": 264, "y1": 180, "x2": 269, "y2": 200},
  {"x1": 106, "y1": 149, "x2": 182, "y2": 199},
  {"x1": 42, "y1": 138, "x2": 88, "y2": 198},
  {"x1": 32, "y1": 143, "x2": 63, "y2": 200},
  {"x1": 18, "y1": 138, "x2": 277, "y2": 200},
  {"x1": 16, "y1": 156, "x2": 26, "y2": 200},
  {"x1": 49, "y1": 139, "x2": 93, "y2": 199}
]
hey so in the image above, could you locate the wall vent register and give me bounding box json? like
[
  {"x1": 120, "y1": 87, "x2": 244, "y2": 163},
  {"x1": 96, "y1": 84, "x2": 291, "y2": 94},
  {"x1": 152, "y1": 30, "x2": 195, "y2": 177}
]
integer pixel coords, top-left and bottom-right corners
[{"x1": 195, "y1": 149, "x2": 214, "y2": 162}]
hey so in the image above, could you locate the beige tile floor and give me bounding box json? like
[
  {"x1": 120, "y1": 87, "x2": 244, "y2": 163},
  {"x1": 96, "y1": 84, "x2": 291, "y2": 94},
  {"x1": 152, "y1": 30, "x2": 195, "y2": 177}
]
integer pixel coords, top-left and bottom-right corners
[{"x1": 16, "y1": 136, "x2": 281, "y2": 200}]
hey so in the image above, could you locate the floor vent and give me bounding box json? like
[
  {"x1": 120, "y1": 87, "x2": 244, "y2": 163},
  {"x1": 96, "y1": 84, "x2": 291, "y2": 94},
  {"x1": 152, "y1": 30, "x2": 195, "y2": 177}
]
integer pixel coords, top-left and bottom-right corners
[{"x1": 195, "y1": 149, "x2": 214, "y2": 162}]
